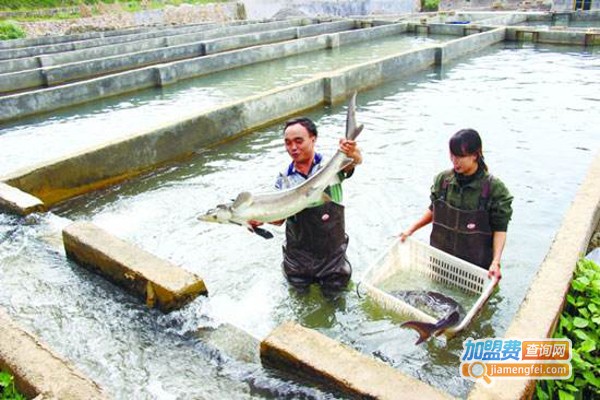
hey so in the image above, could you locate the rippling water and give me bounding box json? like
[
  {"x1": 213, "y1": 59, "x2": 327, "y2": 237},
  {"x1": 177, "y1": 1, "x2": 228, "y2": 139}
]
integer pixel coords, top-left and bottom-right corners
[{"x1": 1, "y1": 42, "x2": 599, "y2": 398}]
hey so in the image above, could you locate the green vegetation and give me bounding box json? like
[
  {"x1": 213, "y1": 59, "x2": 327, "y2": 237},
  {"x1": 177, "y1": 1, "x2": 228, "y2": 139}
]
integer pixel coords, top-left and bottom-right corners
[
  {"x1": 0, "y1": 20, "x2": 25, "y2": 39},
  {"x1": 535, "y1": 258, "x2": 600, "y2": 400},
  {"x1": 422, "y1": 0, "x2": 439, "y2": 12},
  {"x1": 0, "y1": 371, "x2": 26, "y2": 400},
  {"x1": 0, "y1": 0, "x2": 228, "y2": 24},
  {"x1": 0, "y1": 0, "x2": 90, "y2": 10},
  {"x1": 0, "y1": 0, "x2": 224, "y2": 11}
]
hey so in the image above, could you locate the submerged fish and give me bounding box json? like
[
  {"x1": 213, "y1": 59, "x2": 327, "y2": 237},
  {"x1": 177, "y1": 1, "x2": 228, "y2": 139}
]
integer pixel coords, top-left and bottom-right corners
[
  {"x1": 392, "y1": 290, "x2": 464, "y2": 345},
  {"x1": 197, "y1": 92, "x2": 364, "y2": 238}
]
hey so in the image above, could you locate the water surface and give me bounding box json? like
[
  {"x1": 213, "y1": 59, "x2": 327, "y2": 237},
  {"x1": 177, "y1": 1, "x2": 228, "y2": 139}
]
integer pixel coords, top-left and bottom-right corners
[
  {"x1": 1, "y1": 42, "x2": 599, "y2": 398},
  {"x1": 0, "y1": 33, "x2": 451, "y2": 176}
]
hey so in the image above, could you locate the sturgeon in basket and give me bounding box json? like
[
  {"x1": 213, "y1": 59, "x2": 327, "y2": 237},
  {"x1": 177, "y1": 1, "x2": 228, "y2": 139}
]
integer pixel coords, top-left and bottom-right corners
[
  {"x1": 361, "y1": 237, "x2": 500, "y2": 346},
  {"x1": 399, "y1": 278, "x2": 498, "y2": 345},
  {"x1": 395, "y1": 291, "x2": 464, "y2": 345}
]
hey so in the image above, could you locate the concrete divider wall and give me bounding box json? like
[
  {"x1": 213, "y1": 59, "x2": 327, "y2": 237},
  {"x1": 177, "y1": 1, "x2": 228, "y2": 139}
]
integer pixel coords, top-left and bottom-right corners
[
  {"x1": 406, "y1": 21, "x2": 487, "y2": 37},
  {"x1": 420, "y1": 22, "x2": 491, "y2": 36},
  {"x1": 0, "y1": 69, "x2": 44, "y2": 93},
  {"x1": 201, "y1": 19, "x2": 357, "y2": 55},
  {"x1": 436, "y1": 27, "x2": 506, "y2": 65},
  {"x1": 2, "y1": 79, "x2": 325, "y2": 206},
  {"x1": 63, "y1": 221, "x2": 208, "y2": 312},
  {"x1": 0, "y1": 27, "x2": 150, "y2": 53},
  {"x1": 504, "y1": 27, "x2": 595, "y2": 45},
  {"x1": 0, "y1": 309, "x2": 107, "y2": 399},
  {"x1": 1, "y1": 29, "x2": 502, "y2": 208},
  {"x1": 261, "y1": 322, "x2": 453, "y2": 400},
  {"x1": 203, "y1": 28, "x2": 298, "y2": 55},
  {"x1": 0, "y1": 57, "x2": 39, "y2": 75},
  {"x1": 296, "y1": 19, "x2": 356, "y2": 38},
  {"x1": 36, "y1": 35, "x2": 180, "y2": 69},
  {"x1": 454, "y1": 12, "x2": 529, "y2": 26},
  {"x1": 324, "y1": 46, "x2": 437, "y2": 103},
  {"x1": 483, "y1": 13, "x2": 529, "y2": 26},
  {"x1": 0, "y1": 30, "x2": 104, "y2": 50},
  {"x1": 0, "y1": 182, "x2": 45, "y2": 216},
  {"x1": 0, "y1": 24, "x2": 171, "y2": 50},
  {"x1": 0, "y1": 36, "x2": 168, "y2": 74},
  {"x1": 536, "y1": 30, "x2": 589, "y2": 45},
  {"x1": 0, "y1": 67, "x2": 158, "y2": 123},
  {"x1": 163, "y1": 33, "x2": 330, "y2": 84},
  {"x1": 468, "y1": 152, "x2": 600, "y2": 400},
  {"x1": 0, "y1": 20, "x2": 382, "y2": 121},
  {"x1": 1, "y1": 37, "x2": 326, "y2": 121},
  {"x1": 0, "y1": 26, "x2": 351, "y2": 121},
  {"x1": 0, "y1": 18, "x2": 250, "y2": 61},
  {"x1": 159, "y1": 19, "x2": 305, "y2": 47},
  {"x1": 0, "y1": 20, "x2": 313, "y2": 89},
  {"x1": 0, "y1": 31, "x2": 166, "y2": 61},
  {"x1": 42, "y1": 42, "x2": 206, "y2": 87},
  {"x1": 7, "y1": 21, "x2": 577, "y2": 123},
  {"x1": 335, "y1": 22, "x2": 408, "y2": 46},
  {"x1": 33, "y1": 19, "x2": 300, "y2": 69},
  {"x1": 416, "y1": 22, "x2": 462, "y2": 36}
]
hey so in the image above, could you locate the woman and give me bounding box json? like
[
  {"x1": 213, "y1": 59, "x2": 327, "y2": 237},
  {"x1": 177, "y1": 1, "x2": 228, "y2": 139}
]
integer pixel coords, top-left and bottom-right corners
[{"x1": 400, "y1": 129, "x2": 513, "y2": 280}]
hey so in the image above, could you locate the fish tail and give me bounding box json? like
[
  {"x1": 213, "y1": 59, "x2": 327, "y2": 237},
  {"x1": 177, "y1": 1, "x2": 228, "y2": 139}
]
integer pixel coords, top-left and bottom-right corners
[
  {"x1": 345, "y1": 92, "x2": 364, "y2": 141},
  {"x1": 348, "y1": 123, "x2": 364, "y2": 141},
  {"x1": 401, "y1": 320, "x2": 438, "y2": 345}
]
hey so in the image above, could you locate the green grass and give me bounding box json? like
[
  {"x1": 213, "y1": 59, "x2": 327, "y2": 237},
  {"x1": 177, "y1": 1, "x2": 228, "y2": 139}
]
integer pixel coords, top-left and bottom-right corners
[
  {"x1": 535, "y1": 258, "x2": 600, "y2": 400},
  {"x1": 422, "y1": 0, "x2": 439, "y2": 11},
  {"x1": 0, "y1": 0, "x2": 225, "y2": 12},
  {"x1": 0, "y1": 0, "x2": 228, "y2": 22},
  {"x1": 0, "y1": 20, "x2": 26, "y2": 40},
  {"x1": 0, "y1": 371, "x2": 26, "y2": 400},
  {"x1": 0, "y1": 0, "x2": 228, "y2": 24}
]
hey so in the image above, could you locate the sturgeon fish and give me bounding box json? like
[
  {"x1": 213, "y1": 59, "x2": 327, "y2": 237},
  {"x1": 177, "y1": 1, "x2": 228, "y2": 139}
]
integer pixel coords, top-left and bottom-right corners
[
  {"x1": 197, "y1": 92, "x2": 364, "y2": 238},
  {"x1": 393, "y1": 290, "x2": 464, "y2": 345}
]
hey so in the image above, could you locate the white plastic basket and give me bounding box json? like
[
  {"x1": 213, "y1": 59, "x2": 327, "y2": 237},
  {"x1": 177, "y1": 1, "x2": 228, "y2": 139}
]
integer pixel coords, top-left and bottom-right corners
[{"x1": 361, "y1": 236, "x2": 498, "y2": 336}]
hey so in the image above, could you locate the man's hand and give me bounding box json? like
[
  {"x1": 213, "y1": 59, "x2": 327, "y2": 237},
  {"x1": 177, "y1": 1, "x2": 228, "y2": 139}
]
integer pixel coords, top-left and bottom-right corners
[
  {"x1": 248, "y1": 219, "x2": 284, "y2": 228},
  {"x1": 339, "y1": 138, "x2": 362, "y2": 167},
  {"x1": 248, "y1": 220, "x2": 263, "y2": 229}
]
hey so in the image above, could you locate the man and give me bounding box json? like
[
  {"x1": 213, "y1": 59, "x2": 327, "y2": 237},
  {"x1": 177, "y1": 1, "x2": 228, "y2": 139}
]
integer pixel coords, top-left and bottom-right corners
[{"x1": 256, "y1": 117, "x2": 362, "y2": 294}]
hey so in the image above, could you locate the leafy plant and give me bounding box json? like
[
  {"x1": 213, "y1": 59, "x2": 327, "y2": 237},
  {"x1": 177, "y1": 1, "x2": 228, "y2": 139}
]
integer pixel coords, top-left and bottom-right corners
[
  {"x1": 422, "y1": 0, "x2": 440, "y2": 12},
  {"x1": 0, "y1": 371, "x2": 26, "y2": 400},
  {"x1": 535, "y1": 258, "x2": 600, "y2": 400},
  {"x1": 0, "y1": 20, "x2": 25, "y2": 40}
]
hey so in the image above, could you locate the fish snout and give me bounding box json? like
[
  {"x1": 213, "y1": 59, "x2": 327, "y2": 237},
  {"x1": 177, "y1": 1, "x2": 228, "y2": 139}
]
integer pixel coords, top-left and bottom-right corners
[
  {"x1": 197, "y1": 212, "x2": 218, "y2": 222},
  {"x1": 198, "y1": 205, "x2": 232, "y2": 224}
]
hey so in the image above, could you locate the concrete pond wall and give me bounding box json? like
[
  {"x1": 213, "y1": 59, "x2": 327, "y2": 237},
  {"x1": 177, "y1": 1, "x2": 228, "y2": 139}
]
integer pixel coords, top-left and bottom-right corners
[
  {"x1": 0, "y1": 12, "x2": 599, "y2": 399},
  {"x1": 0, "y1": 23, "x2": 504, "y2": 207}
]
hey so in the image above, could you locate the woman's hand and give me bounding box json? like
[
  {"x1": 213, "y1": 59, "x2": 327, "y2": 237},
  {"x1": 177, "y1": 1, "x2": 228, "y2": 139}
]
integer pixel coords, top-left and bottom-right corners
[
  {"x1": 488, "y1": 261, "x2": 502, "y2": 280},
  {"x1": 398, "y1": 230, "x2": 412, "y2": 242}
]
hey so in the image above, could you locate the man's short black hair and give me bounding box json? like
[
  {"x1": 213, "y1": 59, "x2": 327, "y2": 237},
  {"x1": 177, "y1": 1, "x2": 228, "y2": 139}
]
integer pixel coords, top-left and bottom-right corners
[{"x1": 284, "y1": 117, "x2": 318, "y2": 137}]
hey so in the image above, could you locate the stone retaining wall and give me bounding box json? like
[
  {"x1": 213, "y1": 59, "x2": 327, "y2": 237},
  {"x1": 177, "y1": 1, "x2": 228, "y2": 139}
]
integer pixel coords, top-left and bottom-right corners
[
  {"x1": 14, "y1": 2, "x2": 244, "y2": 38},
  {"x1": 0, "y1": 308, "x2": 108, "y2": 399}
]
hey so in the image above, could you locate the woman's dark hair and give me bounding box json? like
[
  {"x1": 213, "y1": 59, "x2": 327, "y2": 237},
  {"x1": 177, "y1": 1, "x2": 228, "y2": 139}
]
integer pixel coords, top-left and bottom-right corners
[
  {"x1": 284, "y1": 117, "x2": 318, "y2": 137},
  {"x1": 449, "y1": 128, "x2": 487, "y2": 171}
]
